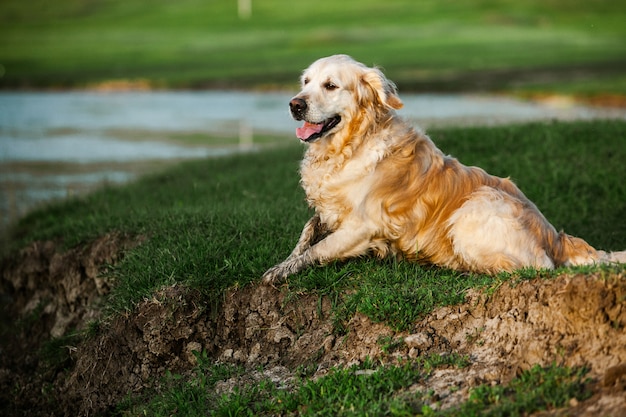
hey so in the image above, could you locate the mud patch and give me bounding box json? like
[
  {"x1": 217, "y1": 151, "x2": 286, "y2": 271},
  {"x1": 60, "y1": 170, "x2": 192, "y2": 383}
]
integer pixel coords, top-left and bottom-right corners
[
  {"x1": 0, "y1": 233, "x2": 143, "y2": 415},
  {"x1": 2, "y1": 233, "x2": 143, "y2": 337},
  {"x1": 54, "y1": 283, "x2": 335, "y2": 415},
  {"x1": 1, "y1": 236, "x2": 625, "y2": 416}
]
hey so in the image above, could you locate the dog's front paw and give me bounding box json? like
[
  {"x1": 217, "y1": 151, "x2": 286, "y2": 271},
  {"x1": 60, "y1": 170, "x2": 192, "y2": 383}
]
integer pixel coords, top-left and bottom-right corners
[
  {"x1": 261, "y1": 264, "x2": 289, "y2": 285},
  {"x1": 262, "y1": 254, "x2": 310, "y2": 285}
]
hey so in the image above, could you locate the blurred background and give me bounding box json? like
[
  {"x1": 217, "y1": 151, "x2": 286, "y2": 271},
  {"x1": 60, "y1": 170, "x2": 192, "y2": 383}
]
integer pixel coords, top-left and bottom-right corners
[
  {"x1": 1, "y1": 0, "x2": 626, "y2": 227},
  {"x1": 1, "y1": 0, "x2": 626, "y2": 94}
]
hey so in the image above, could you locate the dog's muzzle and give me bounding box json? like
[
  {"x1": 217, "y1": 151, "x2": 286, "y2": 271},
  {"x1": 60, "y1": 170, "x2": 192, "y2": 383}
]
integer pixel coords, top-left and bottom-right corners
[
  {"x1": 290, "y1": 97, "x2": 307, "y2": 120},
  {"x1": 290, "y1": 96, "x2": 341, "y2": 142}
]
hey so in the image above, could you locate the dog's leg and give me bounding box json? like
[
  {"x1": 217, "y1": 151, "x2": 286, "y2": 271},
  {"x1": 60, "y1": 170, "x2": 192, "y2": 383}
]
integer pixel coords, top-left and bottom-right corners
[
  {"x1": 262, "y1": 221, "x2": 371, "y2": 284},
  {"x1": 261, "y1": 214, "x2": 326, "y2": 285},
  {"x1": 284, "y1": 214, "x2": 327, "y2": 261},
  {"x1": 447, "y1": 187, "x2": 558, "y2": 272}
]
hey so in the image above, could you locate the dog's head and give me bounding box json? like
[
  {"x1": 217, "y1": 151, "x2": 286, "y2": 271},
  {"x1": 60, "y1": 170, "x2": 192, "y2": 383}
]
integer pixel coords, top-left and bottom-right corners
[{"x1": 290, "y1": 54, "x2": 403, "y2": 143}]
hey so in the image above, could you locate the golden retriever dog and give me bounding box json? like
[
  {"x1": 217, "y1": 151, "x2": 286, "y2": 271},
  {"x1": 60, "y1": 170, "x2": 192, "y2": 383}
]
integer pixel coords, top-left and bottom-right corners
[{"x1": 262, "y1": 54, "x2": 625, "y2": 284}]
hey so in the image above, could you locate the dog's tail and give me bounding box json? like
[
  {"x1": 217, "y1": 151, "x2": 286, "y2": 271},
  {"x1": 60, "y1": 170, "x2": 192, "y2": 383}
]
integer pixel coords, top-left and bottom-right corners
[{"x1": 552, "y1": 232, "x2": 626, "y2": 267}]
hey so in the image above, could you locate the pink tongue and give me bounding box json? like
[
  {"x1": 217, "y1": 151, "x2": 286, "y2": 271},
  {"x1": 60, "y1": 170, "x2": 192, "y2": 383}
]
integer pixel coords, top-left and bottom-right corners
[{"x1": 296, "y1": 121, "x2": 324, "y2": 140}]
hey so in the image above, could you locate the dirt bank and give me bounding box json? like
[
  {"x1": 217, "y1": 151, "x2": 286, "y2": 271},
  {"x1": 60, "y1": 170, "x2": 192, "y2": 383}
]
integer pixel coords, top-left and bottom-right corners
[{"x1": 1, "y1": 236, "x2": 625, "y2": 416}]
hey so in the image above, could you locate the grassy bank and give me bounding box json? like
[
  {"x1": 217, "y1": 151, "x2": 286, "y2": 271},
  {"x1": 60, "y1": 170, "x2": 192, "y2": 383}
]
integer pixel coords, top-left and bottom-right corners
[
  {"x1": 1, "y1": 0, "x2": 626, "y2": 93},
  {"x1": 3, "y1": 120, "x2": 626, "y2": 415},
  {"x1": 5, "y1": 120, "x2": 626, "y2": 322}
]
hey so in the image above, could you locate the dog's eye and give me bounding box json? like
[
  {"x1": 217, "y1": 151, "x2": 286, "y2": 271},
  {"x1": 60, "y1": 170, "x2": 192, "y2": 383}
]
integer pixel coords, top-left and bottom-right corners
[
  {"x1": 303, "y1": 77, "x2": 310, "y2": 85},
  {"x1": 324, "y1": 82, "x2": 338, "y2": 91}
]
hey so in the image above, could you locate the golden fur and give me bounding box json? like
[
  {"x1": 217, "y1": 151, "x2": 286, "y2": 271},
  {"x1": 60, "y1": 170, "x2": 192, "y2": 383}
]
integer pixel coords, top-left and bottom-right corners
[{"x1": 262, "y1": 54, "x2": 625, "y2": 283}]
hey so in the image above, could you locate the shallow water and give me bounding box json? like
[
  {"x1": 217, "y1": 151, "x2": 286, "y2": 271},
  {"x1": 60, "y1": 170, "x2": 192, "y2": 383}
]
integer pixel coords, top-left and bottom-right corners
[{"x1": 1, "y1": 91, "x2": 624, "y2": 230}]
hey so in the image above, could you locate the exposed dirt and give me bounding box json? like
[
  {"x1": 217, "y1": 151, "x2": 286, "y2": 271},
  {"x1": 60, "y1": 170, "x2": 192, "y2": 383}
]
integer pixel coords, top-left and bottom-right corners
[{"x1": 1, "y1": 235, "x2": 625, "y2": 416}]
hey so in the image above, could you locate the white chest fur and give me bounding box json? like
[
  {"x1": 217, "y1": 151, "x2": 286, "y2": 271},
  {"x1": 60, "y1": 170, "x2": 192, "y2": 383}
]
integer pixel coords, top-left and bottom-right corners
[{"x1": 300, "y1": 139, "x2": 388, "y2": 229}]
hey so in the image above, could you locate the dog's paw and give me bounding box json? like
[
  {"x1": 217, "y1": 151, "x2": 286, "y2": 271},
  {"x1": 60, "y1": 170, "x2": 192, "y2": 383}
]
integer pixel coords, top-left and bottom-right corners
[{"x1": 261, "y1": 265, "x2": 288, "y2": 286}]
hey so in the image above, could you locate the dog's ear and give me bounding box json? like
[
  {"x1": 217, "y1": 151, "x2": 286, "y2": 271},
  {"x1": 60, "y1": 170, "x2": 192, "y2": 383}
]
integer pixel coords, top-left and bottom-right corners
[{"x1": 360, "y1": 68, "x2": 403, "y2": 110}]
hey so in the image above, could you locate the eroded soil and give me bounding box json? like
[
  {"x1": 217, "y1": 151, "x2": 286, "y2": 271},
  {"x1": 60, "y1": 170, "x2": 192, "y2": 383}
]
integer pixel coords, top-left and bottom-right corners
[{"x1": 1, "y1": 235, "x2": 625, "y2": 416}]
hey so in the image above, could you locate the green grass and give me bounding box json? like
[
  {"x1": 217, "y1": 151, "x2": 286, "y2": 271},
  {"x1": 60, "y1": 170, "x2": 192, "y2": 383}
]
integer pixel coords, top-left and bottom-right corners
[
  {"x1": 4, "y1": 120, "x2": 626, "y2": 329},
  {"x1": 1, "y1": 0, "x2": 625, "y2": 93},
  {"x1": 290, "y1": 259, "x2": 494, "y2": 333},
  {"x1": 121, "y1": 352, "x2": 591, "y2": 416},
  {"x1": 454, "y1": 365, "x2": 591, "y2": 417}
]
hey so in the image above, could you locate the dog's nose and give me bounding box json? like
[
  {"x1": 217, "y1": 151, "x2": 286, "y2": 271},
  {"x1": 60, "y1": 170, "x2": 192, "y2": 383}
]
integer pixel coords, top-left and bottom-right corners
[{"x1": 289, "y1": 97, "x2": 307, "y2": 117}]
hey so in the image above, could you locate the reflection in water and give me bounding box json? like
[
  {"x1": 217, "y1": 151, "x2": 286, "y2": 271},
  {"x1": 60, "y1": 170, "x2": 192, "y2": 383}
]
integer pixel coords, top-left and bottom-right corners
[
  {"x1": 2, "y1": 134, "x2": 229, "y2": 163},
  {"x1": 1, "y1": 160, "x2": 187, "y2": 229},
  {"x1": 1, "y1": 91, "x2": 624, "y2": 230}
]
